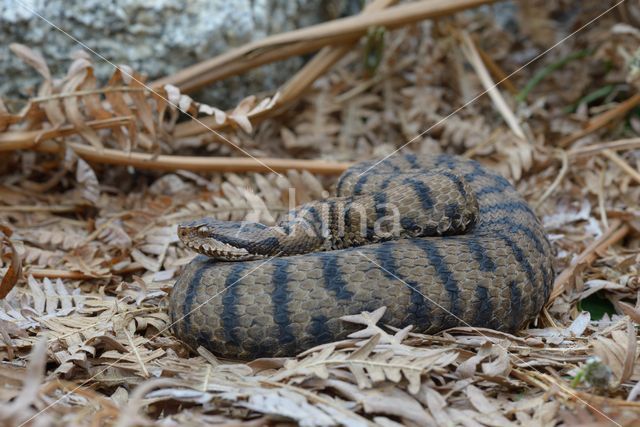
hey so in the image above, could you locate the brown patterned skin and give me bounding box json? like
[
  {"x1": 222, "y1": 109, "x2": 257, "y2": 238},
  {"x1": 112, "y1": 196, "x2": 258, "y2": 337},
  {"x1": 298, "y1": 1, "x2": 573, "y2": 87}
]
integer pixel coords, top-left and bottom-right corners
[
  {"x1": 177, "y1": 167, "x2": 479, "y2": 260},
  {"x1": 169, "y1": 154, "x2": 554, "y2": 359}
]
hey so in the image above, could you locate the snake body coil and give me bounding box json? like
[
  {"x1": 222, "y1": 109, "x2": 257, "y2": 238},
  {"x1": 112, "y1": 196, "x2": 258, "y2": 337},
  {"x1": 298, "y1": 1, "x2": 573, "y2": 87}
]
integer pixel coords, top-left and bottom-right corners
[{"x1": 170, "y1": 154, "x2": 554, "y2": 359}]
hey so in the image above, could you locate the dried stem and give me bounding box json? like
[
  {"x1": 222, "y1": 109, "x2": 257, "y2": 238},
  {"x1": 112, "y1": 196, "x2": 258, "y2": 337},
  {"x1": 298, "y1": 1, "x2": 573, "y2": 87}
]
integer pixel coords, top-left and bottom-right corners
[
  {"x1": 174, "y1": 0, "x2": 399, "y2": 138},
  {"x1": 0, "y1": 204, "x2": 83, "y2": 213},
  {"x1": 568, "y1": 137, "x2": 640, "y2": 157},
  {"x1": 152, "y1": 0, "x2": 498, "y2": 93},
  {"x1": 0, "y1": 124, "x2": 351, "y2": 174},
  {"x1": 474, "y1": 39, "x2": 517, "y2": 95},
  {"x1": 559, "y1": 93, "x2": 640, "y2": 148},
  {"x1": 534, "y1": 149, "x2": 568, "y2": 209},
  {"x1": 601, "y1": 149, "x2": 640, "y2": 186},
  {"x1": 459, "y1": 30, "x2": 525, "y2": 140},
  {"x1": 549, "y1": 219, "x2": 630, "y2": 302},
  {"x1": 21, "y1": 262, "x2": 144, "y2": 280},
  {"x1": 31, "y1": 86, "x2": 143, "y2": 103},
  {"x1": 0, "y1": 116, "x2": 134, "y2": 151},
  {"x1": 28, "y1": 140, "x2": 352, "y2": 174}
]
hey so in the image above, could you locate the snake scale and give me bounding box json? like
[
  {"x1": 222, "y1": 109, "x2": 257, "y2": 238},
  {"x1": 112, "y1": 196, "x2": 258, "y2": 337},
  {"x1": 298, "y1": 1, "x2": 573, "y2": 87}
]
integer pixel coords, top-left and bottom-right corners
[{"x1": 169, "y1": 154, "x2": 554, "y2": 359}]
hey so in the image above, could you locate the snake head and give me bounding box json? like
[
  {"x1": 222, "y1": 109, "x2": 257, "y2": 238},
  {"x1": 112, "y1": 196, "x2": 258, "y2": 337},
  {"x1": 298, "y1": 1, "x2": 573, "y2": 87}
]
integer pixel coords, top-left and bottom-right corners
[{"x1": 178, "y1": 218, "x2": 274, "y2": 261}]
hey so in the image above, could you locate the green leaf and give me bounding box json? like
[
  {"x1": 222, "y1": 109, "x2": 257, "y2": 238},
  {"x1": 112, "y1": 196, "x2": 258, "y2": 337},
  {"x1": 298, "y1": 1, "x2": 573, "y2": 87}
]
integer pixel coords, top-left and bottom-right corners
[
  {"x1": 578, "y1": 291, "x2": 616, "y2": 321},
  {"x1": 516, "y1": 49, "x2": 591, "y2": 102}
]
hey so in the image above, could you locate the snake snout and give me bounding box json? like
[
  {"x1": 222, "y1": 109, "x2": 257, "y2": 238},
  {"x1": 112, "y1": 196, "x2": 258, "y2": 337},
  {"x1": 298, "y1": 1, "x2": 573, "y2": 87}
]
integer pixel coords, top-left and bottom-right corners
[{"x1": 177, "y1": 218, "x2": 274, "y2": 260}]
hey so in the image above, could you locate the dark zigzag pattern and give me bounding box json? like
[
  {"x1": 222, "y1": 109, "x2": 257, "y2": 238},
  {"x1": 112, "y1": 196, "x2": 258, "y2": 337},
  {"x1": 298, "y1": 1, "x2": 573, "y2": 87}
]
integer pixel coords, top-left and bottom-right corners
[
  {"x1": 375, "y1": 242, "x2": 431, "y2": 327},
  {"x1": 271, "y1": 258, "x2": 296, "y2": 348},
  {"x1": 221, "y1": 262, "x2": 250, "y2": 345}
]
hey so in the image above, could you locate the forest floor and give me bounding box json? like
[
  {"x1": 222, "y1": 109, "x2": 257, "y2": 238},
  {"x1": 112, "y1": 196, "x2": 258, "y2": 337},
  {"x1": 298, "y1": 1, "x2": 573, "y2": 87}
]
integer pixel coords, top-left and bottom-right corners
[{"x1": 1, "y1": 0, "x2": 640, "y2": 426}]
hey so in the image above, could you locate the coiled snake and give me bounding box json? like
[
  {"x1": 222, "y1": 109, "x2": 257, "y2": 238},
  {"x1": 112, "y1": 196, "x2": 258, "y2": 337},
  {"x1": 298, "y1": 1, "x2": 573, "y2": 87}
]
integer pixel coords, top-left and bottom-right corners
[{"x1": 170, "y1": 154, "x2": 554, "y2": 359}]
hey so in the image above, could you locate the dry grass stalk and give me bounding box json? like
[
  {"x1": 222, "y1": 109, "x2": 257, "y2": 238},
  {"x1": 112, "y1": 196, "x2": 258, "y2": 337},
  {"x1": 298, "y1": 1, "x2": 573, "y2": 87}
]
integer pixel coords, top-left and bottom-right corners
[
  {"x1": 534, "y1": 149, "x2": 569, "y2": 209},
  {"x1": 152, "y1": 0, "x2": 499, "y2": 93},
  {"x1": 601, "y1": 149, "x2": 640, "y2": 185},
  {"x1": 0, "y1": 117, "x2": 133, "y2": 151},
  {"x1": 474, "y1": 39, "x2": 518, "y2": 95},
  {"x1": 33, "y1": 141, "x2": 353, "y2": 174},
  {"x1": 174, "y1": 0, "x2": 399, "y2": 138},
  {"x1": 568, "y1": 137, "x2": 640, "y2": 156},
  {"x1": 458, "y1": 30, "x2": 526, "y2": 140},
  {"x1": 22, "y1": 263, "x2": 144, "y2": 280},
  {"x1": 549, "y1": 219, "x2": 630, "y2": 302},
  {"x1": 0, "y1": 136, "x2": 353, "y2": 174},
  {"x1": 0, "y1": 204, "x2": 84, "y2": 213},
  {"x1": 559, "y1": 92, "x2": 640, "y2": 148}
]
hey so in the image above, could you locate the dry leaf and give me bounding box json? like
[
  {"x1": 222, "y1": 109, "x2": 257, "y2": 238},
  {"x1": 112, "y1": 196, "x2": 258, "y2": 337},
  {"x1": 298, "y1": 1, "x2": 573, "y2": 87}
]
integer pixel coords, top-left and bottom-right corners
[
  {"x1": 0, "y1": 225, "x2": 22, "y2": 299},
  {"x1": 76, "y1": 158, "x2": 100, "y2": 204},
  {"x1": 9, "y1": 43, "x2": 51, "y2": 80}
]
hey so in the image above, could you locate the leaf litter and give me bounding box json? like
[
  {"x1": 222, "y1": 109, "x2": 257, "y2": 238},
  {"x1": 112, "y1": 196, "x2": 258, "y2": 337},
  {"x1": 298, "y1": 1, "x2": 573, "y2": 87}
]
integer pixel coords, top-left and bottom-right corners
[{"x1": 1, "y1": 1, "x2": 640, "y2": 425}]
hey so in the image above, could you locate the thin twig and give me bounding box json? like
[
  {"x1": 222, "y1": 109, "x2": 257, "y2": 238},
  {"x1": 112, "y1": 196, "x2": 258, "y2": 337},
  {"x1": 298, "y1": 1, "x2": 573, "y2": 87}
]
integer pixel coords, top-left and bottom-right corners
[
  {"x1": 534, "y1": 149, "x2": 568, "y2": 209},
  {"x1": 123, "y1": 328, "x2": 150, "y2": 378},
  {"x1": 568, "y1": 137, "x2": 640, "y2": 157},
  {"x1": 602, "y1": 149, "x2": 640, "y2": 186},
  {"x1": 559, "y1": 93, "x2": 640, "y2": 148},
  {"x1": 598, "y1": 167, "x2": 609, "y2": 229},
  {"x1": 549, "y1": 219, "x2": 630, "y2": 302}
]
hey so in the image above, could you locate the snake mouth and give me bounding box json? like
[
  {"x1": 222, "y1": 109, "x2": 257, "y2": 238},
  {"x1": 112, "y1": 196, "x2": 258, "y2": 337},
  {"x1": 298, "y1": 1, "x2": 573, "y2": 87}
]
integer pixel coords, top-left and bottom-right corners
[
  {"x1": 183, "y1": 237, "x2": 264, "y2": 260},
  {"x1": 178, "y1": 220, "x2": 268, "y2": 261}
]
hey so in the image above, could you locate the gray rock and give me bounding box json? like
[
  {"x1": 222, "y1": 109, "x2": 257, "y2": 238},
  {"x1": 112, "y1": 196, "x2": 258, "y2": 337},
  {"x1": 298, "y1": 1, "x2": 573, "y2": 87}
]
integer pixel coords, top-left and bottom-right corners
[{"x1": 1, "y1": 0, "x2": 355, "y2": 108}]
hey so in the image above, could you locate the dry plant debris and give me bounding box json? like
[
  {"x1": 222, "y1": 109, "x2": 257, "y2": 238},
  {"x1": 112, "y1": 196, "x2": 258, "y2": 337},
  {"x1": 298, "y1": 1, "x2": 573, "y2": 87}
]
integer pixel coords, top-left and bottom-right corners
[{"x1": 1, "y1": 1, "x2": 640, "y2": 426}]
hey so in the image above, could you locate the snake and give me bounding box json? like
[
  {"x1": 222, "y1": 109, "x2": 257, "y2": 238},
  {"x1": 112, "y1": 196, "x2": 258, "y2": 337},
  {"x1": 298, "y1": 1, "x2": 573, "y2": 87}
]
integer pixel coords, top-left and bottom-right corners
[{"x1": 169, "y1": 154, "x2": 554, "y2": 359}]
